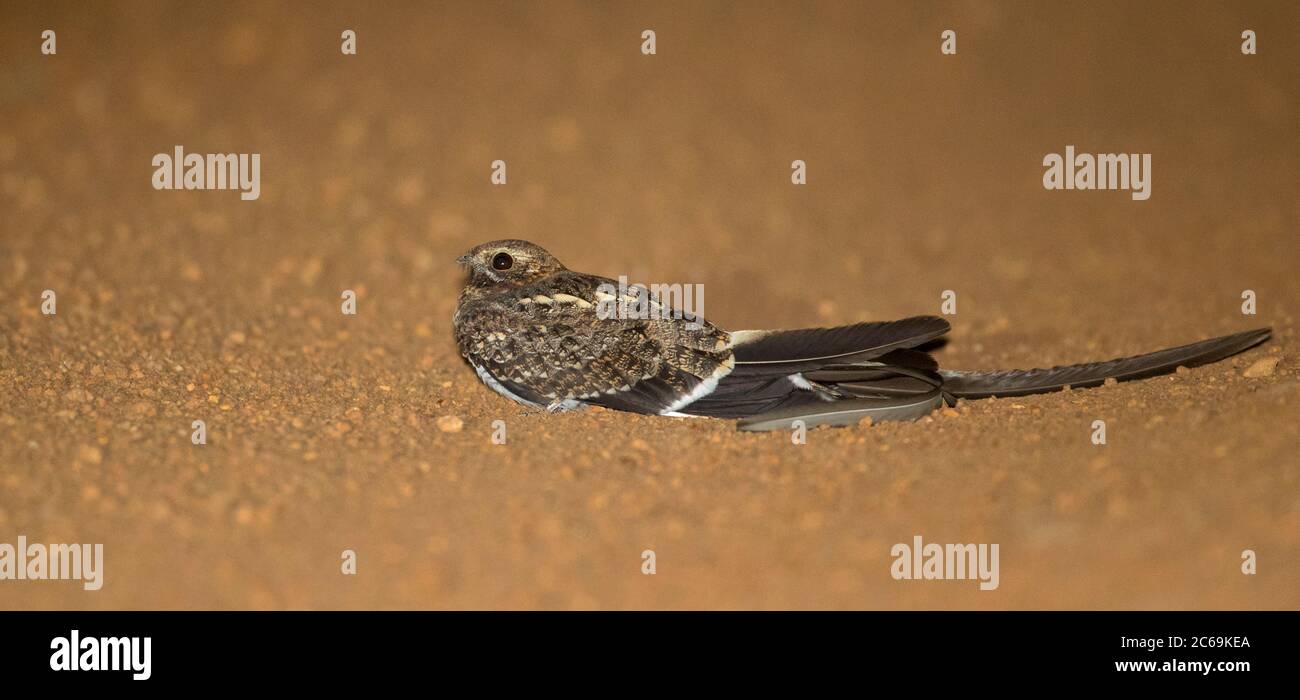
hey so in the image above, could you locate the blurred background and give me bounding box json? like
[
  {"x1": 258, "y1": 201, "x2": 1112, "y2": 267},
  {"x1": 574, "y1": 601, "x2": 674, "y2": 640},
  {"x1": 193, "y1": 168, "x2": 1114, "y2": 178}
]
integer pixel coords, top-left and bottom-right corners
[{"x1": 1, "y1": 1, "x2": 1297, "y2": 609}]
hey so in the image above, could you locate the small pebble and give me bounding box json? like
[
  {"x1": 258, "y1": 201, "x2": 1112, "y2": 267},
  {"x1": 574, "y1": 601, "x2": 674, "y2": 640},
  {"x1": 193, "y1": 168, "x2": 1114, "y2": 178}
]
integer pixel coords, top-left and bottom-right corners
[
  {"x1": 1243, "y1": 357, "x2": 1280, "y2": 378},
  {"x1": 436, "y1": 415, "x2": 464, "y2": 433}
]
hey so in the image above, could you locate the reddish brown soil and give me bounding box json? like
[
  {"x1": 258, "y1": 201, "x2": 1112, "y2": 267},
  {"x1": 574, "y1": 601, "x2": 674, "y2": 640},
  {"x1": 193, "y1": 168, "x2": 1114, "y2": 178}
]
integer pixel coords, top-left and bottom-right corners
[{"x1": 1, "y1": 1, "x2": 1297, "y2": 609}]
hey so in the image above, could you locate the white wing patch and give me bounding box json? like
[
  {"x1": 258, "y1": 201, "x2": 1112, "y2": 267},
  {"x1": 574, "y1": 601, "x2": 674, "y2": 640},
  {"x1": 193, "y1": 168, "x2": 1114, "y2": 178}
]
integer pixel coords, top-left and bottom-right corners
[
  {"x1": 788, "y1": 373, "x2": 815, "y2": 390},
  {"x1": 659, "y1": 354, "x2": 735, "y2": 415}
]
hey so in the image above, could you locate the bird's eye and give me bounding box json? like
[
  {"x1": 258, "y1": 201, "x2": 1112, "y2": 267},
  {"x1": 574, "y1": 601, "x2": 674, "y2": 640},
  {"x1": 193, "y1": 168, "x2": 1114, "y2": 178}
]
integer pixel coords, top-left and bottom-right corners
[{"x1": 492, "y1": 252, "x2": 514, "y2": 271}]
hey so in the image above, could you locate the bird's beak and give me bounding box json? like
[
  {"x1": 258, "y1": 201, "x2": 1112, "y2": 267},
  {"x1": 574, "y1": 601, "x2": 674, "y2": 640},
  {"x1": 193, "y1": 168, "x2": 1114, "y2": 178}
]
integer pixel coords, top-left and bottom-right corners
[{"x1": 455, "y1": 254, "x2": 472, "y2": 266}]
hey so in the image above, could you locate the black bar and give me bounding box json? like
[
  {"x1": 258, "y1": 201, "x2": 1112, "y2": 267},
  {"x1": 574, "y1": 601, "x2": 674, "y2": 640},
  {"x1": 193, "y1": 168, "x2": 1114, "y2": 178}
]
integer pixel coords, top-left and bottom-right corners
[{"x1": 0, "y1": 611, "x2": 1288, "y2": 687}]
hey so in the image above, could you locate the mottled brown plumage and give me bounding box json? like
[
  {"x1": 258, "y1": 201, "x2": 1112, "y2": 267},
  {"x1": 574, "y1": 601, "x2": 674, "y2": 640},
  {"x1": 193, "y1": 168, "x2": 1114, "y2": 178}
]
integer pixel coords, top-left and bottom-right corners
[{"x1": 454, "y1": 240, "x2": 733, "y2": 414}]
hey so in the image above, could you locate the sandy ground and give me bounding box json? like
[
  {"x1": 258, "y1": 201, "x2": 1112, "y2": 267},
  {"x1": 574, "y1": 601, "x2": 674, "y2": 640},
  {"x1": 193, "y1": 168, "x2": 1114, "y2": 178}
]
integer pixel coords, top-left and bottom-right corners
[{"x1": 1, "y1": 1, "x2": 1298, "y2": 609}]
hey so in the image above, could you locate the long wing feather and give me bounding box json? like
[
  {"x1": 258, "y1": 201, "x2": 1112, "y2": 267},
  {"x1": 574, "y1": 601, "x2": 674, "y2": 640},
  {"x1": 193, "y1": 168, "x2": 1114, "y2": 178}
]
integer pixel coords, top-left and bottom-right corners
[
  {"x1": 728, "y1": 316, "x2": 950, "y2": 377},
  {"x1": 736, "y1": 390, "x2": 946, "y2": 431}
]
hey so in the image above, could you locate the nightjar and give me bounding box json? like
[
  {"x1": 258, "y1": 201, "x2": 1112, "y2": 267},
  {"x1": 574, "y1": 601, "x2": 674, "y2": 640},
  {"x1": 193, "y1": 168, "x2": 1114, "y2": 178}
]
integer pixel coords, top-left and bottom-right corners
[{"x1": 453, "y1": 240, "x2": 1271, "y2": 431}]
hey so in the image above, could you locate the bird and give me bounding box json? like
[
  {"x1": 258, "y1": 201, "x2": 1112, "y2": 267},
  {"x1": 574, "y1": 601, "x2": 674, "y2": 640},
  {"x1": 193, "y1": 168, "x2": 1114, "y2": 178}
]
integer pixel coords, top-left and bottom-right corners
[{"x1": 453, "y1": 239, "x2": 1271, "y2": 431}]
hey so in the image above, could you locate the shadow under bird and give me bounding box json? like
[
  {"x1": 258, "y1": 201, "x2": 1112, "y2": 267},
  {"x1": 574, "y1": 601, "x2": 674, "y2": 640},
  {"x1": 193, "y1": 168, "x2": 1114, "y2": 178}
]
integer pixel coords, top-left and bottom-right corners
[{"x1": 453, "y1": 240, "x2": 1271, "y2": 431}]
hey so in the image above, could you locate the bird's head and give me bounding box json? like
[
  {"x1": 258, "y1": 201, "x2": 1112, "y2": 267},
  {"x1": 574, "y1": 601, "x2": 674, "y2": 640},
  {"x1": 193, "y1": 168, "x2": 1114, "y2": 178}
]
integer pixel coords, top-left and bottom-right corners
[{"x1": 456, "y1": 240, "x2": 567, "y2": 295}]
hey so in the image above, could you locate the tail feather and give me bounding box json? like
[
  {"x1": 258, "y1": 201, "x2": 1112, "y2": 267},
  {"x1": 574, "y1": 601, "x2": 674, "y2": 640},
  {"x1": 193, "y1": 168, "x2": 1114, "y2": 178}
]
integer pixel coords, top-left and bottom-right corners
[
  {"x1": 939, "y1": 328, "x2": 1271, "y2": 399},
  {"x1": 706, "y1": 325, "x2": 1271, "y2": 431}
]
